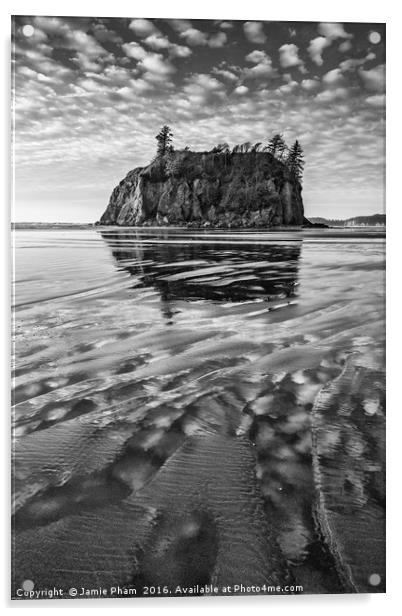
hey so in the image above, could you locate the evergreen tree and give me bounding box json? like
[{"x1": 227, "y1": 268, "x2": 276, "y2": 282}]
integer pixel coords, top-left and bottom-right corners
[
  {"x1": 266, "y1": 133, "x2": 287, "y2": 159},
  {"x1": 286, "y1": 140, "x2": 304, "y2": 182},
  {"x1": 155, "y1": 125, "x2": 174, "y2": 157}
]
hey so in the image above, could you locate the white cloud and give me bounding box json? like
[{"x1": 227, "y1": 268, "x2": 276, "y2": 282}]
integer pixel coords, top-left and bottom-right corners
[
  {"x1": 358, "y1": 64, "x2": 385, "y2": 92},
  {"x1": 322, "y1": 68, "x2": 345, "y2": 86},
  {"x1": 315, "y1": 87, "x2": 349, "y2": 102},
  {"x1": 339, "y1": 40, "x2": 352, "y2": 53},
  {"x1": 122, "y1": 42, "x2": 147, "y2": 60},
  {"x1": 143, "y1": 34, "x2": 171, "y2": 50},
  {"x1": 308, "y1": 36, "x2": 331, "y2": 66},
  {"x1": 301, "y1": 79, "x2": 320, "y2": 92},
  {"x1": 243, "y1": 22, "x2": 266, "y2": 44},
  {"x1": 209, "y1": 32, "x2": 227, "y2": 48},
  {"x1": 139, "y1": 53, "x2": 176, "y2": 76},
  {"x1": 245, "y1": 50, "x2": 267, "y2": 64},
  {"x1": 278, "y1": 43, "x2": 303, "y2": 68},
  {"x1": 234, "y1": 85, "x2": 248, "y2": 95},
  {"x1": 180, "y1": 28, "x2": 208, "y2": 46},
  {"x1": 318, "y1": 23, "x2": 353, "y2": 40},
  {"x1": 366, "y1": 94, "x2": 385, "y2": 107},
  {"x1": 244, "y1": 50, "x2": 275, "y2": 79},
  {"x1": 170, "y1": 44, "x2": 192, "y2": 58},
  {"x1": 212, "y1": 68, "x2": 238, "y2": 81},
  {"x1": 129, "y1": 19, "x2": 159, "y2": 38},
  {"x1": 143, "y1": 33, "x2": 192, "y2": 58}
]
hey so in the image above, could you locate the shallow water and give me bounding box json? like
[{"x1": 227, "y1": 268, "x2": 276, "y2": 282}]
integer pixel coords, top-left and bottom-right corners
[{"x1": 12, "y1": 227, "x2": 385, "y2": 596}]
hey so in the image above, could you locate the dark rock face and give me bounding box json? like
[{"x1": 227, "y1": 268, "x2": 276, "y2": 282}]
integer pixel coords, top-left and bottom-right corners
[{"x1": 99, "y1": 151, "x2": 304, "y2": 228}]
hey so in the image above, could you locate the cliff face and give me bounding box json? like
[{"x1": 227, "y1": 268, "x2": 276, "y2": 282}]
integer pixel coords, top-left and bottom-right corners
[{"x1": 99, "y1": 150, "x2": 304, "y2": 227}]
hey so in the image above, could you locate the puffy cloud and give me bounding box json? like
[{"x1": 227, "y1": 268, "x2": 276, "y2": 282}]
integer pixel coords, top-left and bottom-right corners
[
  {"x1": 209, "y1": 32, "x2": 227, "y2": 48},
  {"x1": 168, "y1": 19, "x2": 192, "y2": 33},
  {"x1": 366, "y1": 94, "x2": 385, "y2": 107},
  {"x1": 92, "y1": 23, "x2": 122, "y2": 44},
  {"x1": 212, "y1": 68, "x2": 238, "y2": 81},
  {"x1": 244, "y1": 50, "x2": 275, "y2": 79},
  {"x1": 143, "y1": 33, "x2": 192, "y2": 58},
  {"x1": 308, "y1": 36, "x2": 331, "y2": 66},
  {"x1": 180, "y1": 28, "x2": 208, "y2": 46},
  {"x1": 139, "y1": 53, "x2": 176, "y2": 76},
  {"x1": 315, "y1": 87, "x2": 349, "y2": 102},
  {"x1": 234, "y1": 85, "x2": 248, "y2": 95},
  {"x1": 243, "y1": 22, "x2": 266, "y2": 44},
  {"x1": 322, "y1": 68, "x2": 345, "y2": 86},
  {"x1": 278, "y1": 43, "x2": 303, "y2": 68},
  {"x1": 301, "y1": 78, "x2": 320, "y2": 91},
  {"x1": 318, "y1": 22, "x2": 353, "y2": 40},
  {"x1": 122, "y1": 42, "x2": 147, "y2": 60},
  {"x1": 244, "y1": 56, "x2": 275, "y2": 79},
  {"x1": 245, "y1": 50, "x2": 267, "y2": 64},
  {"x1": 183, "y1": 73, "x2": 226, "y2": 106},
  {"x1": 169, "y1": 44, "x2": 192, "y2": 58},
  {"x1": 358, "y1": 64, "x2": 385, "y2": 92},
  {"x1": 276, "y1": 80, "x2": 298, "y2": 94},
  {"x1": 143, "y1": 34, "x2": 171, "y2": 50},
  {"x1": 339, "y1": 40, "x2": 352, "y2": 53},
  {"x1": 129, "y1": 19, "x2": 158, "y2": 38}
]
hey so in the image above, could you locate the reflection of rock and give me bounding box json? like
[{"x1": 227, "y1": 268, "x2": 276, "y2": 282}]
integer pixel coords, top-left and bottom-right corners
[
  {"x1": 99, "y1": 151, "x2": 304, "y2": 228},
  {"x1": 101, "y1": 229, "x2": 301, "y2": 303}
]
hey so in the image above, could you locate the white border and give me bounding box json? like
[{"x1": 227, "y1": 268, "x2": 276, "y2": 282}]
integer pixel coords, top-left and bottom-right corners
[{"x1": 2, "y1": 1, "x2": 401, "y2": 614}]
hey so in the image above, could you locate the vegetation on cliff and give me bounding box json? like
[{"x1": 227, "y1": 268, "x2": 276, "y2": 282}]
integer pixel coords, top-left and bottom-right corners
[{"x1": 99, "y1": 126, "x2": 306, "y2": 228}]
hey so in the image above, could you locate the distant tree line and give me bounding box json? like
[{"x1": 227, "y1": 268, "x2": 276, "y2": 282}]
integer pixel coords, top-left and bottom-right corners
[{"x1": 154, "y1": 126, "x2": 304, "y2": 183}]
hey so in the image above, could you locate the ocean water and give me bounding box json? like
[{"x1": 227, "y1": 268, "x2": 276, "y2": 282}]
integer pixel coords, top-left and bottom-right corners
[{"x1": 11, "y1": 227, "x2": 385, "y2": 596}]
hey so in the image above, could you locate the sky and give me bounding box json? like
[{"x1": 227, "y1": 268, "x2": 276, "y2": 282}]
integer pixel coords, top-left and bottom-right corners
[{"x1": 11, "y1": 16, "x2": 385, "y2": 222}]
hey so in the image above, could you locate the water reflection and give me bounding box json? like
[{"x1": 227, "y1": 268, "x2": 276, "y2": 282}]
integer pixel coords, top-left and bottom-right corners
[{"x1": 100, "y1": 229, "x2": 302, "y2": 304}]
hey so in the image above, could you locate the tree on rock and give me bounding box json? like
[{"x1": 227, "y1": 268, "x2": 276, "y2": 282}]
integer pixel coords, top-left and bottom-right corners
[
  {"x1": 156, "y1": 125, "x2": 174, "y2": 156},
  {"x1": 286, "y1": 140, "x2": 304, "y2": 183},
  {"x1": 266, "y1": 133, "x2": 287, "y2": 159}
]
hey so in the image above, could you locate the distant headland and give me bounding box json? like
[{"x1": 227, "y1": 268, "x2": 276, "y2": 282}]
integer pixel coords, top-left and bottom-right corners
[{"x1": 98, "y1": 126, "x2": 313, "y2": 229}]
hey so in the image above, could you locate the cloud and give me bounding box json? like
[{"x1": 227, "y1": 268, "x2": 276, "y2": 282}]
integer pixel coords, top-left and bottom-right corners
[
  {"x1": 212, "y1": 68, "x2": 238, "y2": 81},
  {"x1": 322, "y1": 68, "x2": 345, "y2": 86},
  {"x1": 366, "y1": 94, "x2": 385, "y2": 107},
  {"x1": 315, "y1": 87, "x2": 349, "y2": 102},
  {"x1": 244, "y1": 51, "x2": 276, "y2": 79},
  {"x1": 243, "y1": 22, "x2": 266, "y2": 44},
  {"x1": 308, "y1": 36, "x2": 331, "y2": 66},
  {"x1": 129, "y1": 19, "x2": 159, "y2": 38},
  {"x1": 143, "y1": 33, "x2": 192, "y2": 58},
  {"x1": 301, "y1": 78, "x2": 320, "y2": 91},
  {"x1": 278, "y1": 43, "x2": 303, "y2": 68},
  {"x1": 276, "y1": 80, "x2": 298, "y2": 94},
  {"x1": 168, "y1": 19, "x2": 192, "y2": 33},
  {"x1": 169, "y1": 44, "x2": 192, "y2": 58},
  {"x1": 209, "y1": 32, "x2": 227, "y2": 48},
  {"x1": 339, "y1": 40, "x2": 352, "y2": 53},
  {"x1": 234, "y1": 85, "x2": 248, "y2": 95},
  {"x1": 92, "y1": 23, "x2": 122, "y2": 44},
  {"x1": 220, "y1": 22, "x2": 233, "y2": 30},
  {"x1": 122, "y1": 42, "x2": 147, "y2": 60},
  {"x1": 318, "y1": 23, "x2": 353, "y2": 40},
  {"x1": 183, "y1": 73, "x2": 226, "y2": 106},
  {"x1": 143, "y1": 33, "x2": 171, "y2": 50},
  {"x1": 139, "y1": 53, "x2": 176, "y2": 76},
  {"x1": 358, "y1": 64, "x2": 385, "y2": 92},
  {"x1": 180, "y1": 28, "x2": 208, "y2": 46},
  {"x1": 245, "y1": 50, "x2": 267, "y2": 64}
]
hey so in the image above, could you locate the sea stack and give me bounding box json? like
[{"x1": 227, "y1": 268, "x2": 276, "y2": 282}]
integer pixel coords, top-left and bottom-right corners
[{"x1": 99, "y1": 149, "x2": 305, "y2": 228}]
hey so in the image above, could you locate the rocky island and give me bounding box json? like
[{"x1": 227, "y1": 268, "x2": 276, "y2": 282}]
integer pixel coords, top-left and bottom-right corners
[{"x1": 99, "y1": 127, "x2": 308, "y2": 228}]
